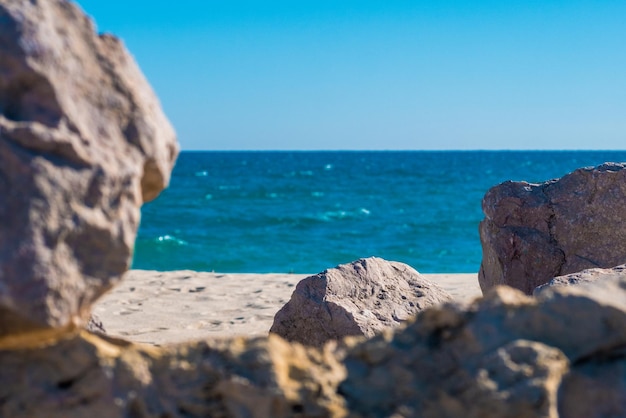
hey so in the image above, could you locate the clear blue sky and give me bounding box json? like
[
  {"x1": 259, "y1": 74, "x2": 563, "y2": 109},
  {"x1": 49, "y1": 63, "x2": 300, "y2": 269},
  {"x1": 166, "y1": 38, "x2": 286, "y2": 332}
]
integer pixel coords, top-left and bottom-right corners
[{"x1": 75, "y1": 0, "x2": 625, "y2": 150}]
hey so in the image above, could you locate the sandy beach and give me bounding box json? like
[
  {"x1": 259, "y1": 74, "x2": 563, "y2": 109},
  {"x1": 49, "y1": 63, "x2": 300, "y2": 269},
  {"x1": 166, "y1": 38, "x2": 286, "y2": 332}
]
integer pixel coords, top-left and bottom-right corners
[{"x1": 93, "y1": 270, "x2": 482, "y2": 346}]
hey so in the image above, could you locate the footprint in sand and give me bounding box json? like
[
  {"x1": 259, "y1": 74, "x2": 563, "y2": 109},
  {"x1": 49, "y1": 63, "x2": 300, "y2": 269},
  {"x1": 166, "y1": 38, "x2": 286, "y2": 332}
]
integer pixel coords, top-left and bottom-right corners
[{"x1": 245, "y1": 302, "x2": 269, "y2": 309}]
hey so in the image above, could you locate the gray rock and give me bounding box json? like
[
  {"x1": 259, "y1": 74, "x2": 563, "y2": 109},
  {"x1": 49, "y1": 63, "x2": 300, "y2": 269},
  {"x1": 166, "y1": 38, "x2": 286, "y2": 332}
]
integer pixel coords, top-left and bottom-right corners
[
  {"x1": 269, "y1": 257, "x2": 453, "y2": 346},
  {"x1": 533, "y1": 264, "x2": 626, "y2": 296},
  {"x1": 479, "y1": 163, "x2": 626, "y2": 295},
  {"x1": 86, "y1": 314, "x2": 105, "y2": 334},
  {"x1": 0, "y1": 0, "x2": 178, "y2": 335}
]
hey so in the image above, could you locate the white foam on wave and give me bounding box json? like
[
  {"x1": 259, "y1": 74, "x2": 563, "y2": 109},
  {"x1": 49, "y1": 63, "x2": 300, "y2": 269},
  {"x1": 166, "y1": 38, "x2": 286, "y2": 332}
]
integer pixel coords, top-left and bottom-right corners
[
  {"x1": 156, "y1": 235, "x2": 187, "y2": 245},
  {"x1": 318, "y1": 207, "x2": 371, "y2": 221}
]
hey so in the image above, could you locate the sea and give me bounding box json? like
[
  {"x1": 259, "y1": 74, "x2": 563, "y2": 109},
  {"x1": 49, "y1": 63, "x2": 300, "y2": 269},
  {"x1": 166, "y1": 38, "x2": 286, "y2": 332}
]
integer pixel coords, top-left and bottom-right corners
[{"x1": 132, "y1": 151, "x2": 626, "y2": 274}]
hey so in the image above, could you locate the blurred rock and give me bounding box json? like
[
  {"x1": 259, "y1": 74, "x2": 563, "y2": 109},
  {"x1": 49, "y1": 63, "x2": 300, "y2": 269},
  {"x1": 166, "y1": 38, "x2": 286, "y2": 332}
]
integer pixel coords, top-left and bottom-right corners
[
  {"x1": 270, "y1": 257, "x2": 453, "y2": 346},
  {"x1": 341, "y1": 274, "x2": 626, "y2": 418},
  {"x1": 0, "y1": 333, "x2": 347, "y2": 418},
  {"x1": 86, "y1": 314, "x2": 105, "y2": 334},
  {"x1": 479, "y1": 163, "x2": 626, "y2": 294},
  {"x1": 0, "y1": 0, "x2": 178, "y2": 335},
  {"x1": 534, "y1": 264, "x2": 626, "y2": 296},
  {"x1": 4, "y1": 273, "x2": 626, "y2": 417}
]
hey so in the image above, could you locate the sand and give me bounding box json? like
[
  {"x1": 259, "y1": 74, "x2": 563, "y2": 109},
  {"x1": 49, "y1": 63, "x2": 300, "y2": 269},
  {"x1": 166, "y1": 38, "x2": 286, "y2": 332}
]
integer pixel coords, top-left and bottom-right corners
[{"x1": 93, "y1": 270, "x2": 482, "y2": 346}]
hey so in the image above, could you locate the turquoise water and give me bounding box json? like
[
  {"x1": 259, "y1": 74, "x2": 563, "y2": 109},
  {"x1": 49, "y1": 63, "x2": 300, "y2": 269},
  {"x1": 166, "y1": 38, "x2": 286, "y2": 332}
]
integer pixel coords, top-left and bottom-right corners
[{"x1": 133, "y1": 151, "x2": 626, "y2": 273}]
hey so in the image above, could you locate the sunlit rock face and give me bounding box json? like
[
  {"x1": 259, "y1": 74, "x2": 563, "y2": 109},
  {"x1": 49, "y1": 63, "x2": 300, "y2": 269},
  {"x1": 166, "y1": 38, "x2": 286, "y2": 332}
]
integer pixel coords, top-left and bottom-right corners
[
  {"x1": 0, "y1": 0, "x2": 178, "y2": 335},
  {"x1": 534, "y1": 264, "x2": 626, "y2": 296},
  {"x1": 270, "y1": 257, "x2": 453, "y2": 347},
  {"x1": 479, "y1": 163, "x2": 626, "y2": 295}
]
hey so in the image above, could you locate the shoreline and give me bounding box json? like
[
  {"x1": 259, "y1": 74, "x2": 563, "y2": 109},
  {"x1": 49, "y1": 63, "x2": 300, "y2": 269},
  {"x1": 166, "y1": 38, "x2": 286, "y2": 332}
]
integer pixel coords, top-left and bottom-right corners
[{"x1": 93, "y1": 270, "x2": 482, "y2": 346}]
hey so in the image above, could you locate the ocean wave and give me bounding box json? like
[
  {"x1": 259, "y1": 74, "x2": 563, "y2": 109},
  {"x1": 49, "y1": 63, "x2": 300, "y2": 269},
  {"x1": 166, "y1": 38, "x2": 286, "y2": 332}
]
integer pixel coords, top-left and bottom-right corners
[
  {"x1": 218, "y1": 185, "x2": 241, "y2": 191},
  {"x1": 155, "y1": 235, "x2": 187, "y2": 246},
  {"x1": 317, "y1": 208, "x2": 371, "y2": 222}
]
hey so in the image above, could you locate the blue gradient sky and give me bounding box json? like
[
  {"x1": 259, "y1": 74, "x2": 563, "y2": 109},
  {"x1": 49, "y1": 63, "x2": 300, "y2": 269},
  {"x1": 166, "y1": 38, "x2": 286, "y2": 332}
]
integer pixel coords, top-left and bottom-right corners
[{"x1": 75, "y1": 1, "x2": 625, "y2": 150}]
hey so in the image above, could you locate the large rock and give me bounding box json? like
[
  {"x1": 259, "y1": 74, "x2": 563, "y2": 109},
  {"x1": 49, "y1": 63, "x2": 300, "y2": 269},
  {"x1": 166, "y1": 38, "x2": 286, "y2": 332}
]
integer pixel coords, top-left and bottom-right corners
[
  {"x1": 0, "y1": 0, "x2": 178, "y2": 336},
  {"x1": 3, "y1": 270, "x2": 626, "y2": 416},
  {"x1": 0, "y1": 332, "x2": 348, "y2": 418},
  {"x1": 269, "y1": 257, "x2": 454, "y2": 347},
  {"x1": 533, "y1": 264, "x2": 626, "y2": 296},
  {"x1": 479, "y1": 163, "x2": 626, "y2": 295},
  {"x1": 340, "y1": 270, "x2": 626, "y2": 418}
]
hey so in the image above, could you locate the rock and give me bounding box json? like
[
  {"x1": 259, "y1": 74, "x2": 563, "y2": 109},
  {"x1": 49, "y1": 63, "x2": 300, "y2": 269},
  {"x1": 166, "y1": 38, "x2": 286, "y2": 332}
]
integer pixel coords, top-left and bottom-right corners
[
  {"x1": 0, "y1": 0, "x2": 178, "y2": 335},
  {"x1": 0, "y1": 332, "x2": 348, "y2": 418},
  {"x1": 4, "y1": 274, "x2": 626, "y2": 417},
  {"x1": 86, "y1": 314, "x2": 105, "y2": 334},
  {"x1": 558, "y1": 351, "x2": 626, "y2": 418},
  {"x1": 340, "y1": 273, "x2": 626, "y2": 418},
  {"x1": 479, "y1": 163, "x2": 626, "y2": 294},
  {"x1": 533, "y1": 264, "x2": 626, "y2": 296},
  {"x1": 269, "y1": 257, "x2": 454, "y2": 347}
]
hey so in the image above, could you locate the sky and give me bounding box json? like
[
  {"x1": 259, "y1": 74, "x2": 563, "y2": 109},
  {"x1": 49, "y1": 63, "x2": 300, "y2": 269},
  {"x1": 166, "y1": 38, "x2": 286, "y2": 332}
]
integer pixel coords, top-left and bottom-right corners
[{"x1": 75, "y1": 1, "x2": 626, "y2": 151}]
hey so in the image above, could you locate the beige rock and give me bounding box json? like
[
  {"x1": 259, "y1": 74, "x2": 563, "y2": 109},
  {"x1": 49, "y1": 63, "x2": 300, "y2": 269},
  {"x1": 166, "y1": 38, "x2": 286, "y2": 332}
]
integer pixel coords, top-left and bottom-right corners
[
  {"x1": 534, "y1": 264, "x2": 626, "y2": 296},
  {"x1": 479, "y1": 163, "x2": 626, "y2": 295},
  {"x1": 0, "y1": 0, "x2": 178, "y2": 335},
  {"x1": 0, "y1": 332, "x2": 347, "y2": 418},
  {"x1": 340, "y1": 274, "x2": 626, "y2": 417},
  {"x1": 270, "y1": 257, "x2": 453, "y2": 347},
  {"x1": 4, "y1": 275, "x2": 626, "y2": 417}
]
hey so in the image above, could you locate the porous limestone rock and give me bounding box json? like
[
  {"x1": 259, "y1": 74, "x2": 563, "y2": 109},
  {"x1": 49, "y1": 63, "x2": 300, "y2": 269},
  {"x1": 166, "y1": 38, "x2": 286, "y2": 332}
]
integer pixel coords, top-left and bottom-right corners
[
  {"x1": 0, "y1": 333, "x2": 348, "y2": 418},
  {"x1": 0, "y1": 0, "x2": 178, "y2": 335},
  {"x1": 479, "y1": 163, "x2": 626, "y2": 295},
  {"x1": 4, "y1": 271, "x2": 626, "y2": 417},
  {"x1": 269, "y1": 257, "x2": 453, "y2": 347},
  {"x1": 533, "y1": 264, "x2": 626, "y2": 296},
  {"x1": 340, "y1": 272, "x2": 626, "y2": 418},
  {"x1": 86, "y1": 313, "x2": 105, "y2": 334}
]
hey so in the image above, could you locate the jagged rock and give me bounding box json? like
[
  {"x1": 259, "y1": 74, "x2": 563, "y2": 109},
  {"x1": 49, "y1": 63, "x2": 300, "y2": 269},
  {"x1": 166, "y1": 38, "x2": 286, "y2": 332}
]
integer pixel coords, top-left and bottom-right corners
[
  {"x1": 340, "y1": 273, "x2": 626, "y2": 418},
  {"x1": 558, "y1": 351, "x2": 626, "y2": 418},
  {"x1": 3, "y1": 273, "x2": 626, "y2": 417},
  {"x1": 0, "y1": 332, "x2": 348, "y2": 418},
  {"x1": 479, "y1": 163, "x2": 626, "y2": 294},
  {"x1": 86, "y1": 314, "x2": 105, "y2": 334},
  {"x1": 533, "y1": 264, "x2": 626, "y2": 296},
  {"x1": 269, "y1": 257, "x2": 454, "y2": 347},
  {"x1": 0, "y1": 0, "x2": 178, "y2": 335}
]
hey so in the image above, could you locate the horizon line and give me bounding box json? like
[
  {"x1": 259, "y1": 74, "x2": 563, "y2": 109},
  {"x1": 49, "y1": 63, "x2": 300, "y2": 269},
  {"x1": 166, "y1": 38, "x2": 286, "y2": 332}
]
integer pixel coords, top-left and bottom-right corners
[{"x1": 178, "y1": 148, "x2": 626, "y2": 152}]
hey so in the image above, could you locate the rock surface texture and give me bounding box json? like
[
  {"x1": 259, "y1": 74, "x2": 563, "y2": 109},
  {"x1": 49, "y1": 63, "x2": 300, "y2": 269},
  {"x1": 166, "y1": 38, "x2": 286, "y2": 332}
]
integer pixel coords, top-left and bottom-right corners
[
  {"x1": 269, "y1": 257, "x2": 454, "y2": 346},
  {"x1": 533, "y1": 264, "x2": 626, "y2": 296},
  {"x1": 4, "y1": 269, "x2": 626, "y2": 417},
  {"x1": 479, "y1": 163, "x2": 626, "y2": 294},
  {"x1": 0, "y1": 0, "x2": 178, "y2": 335}
]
